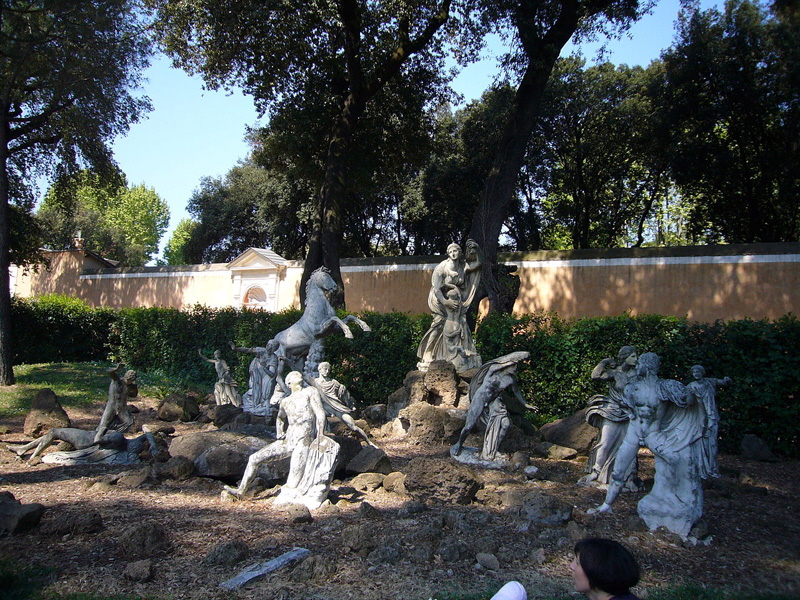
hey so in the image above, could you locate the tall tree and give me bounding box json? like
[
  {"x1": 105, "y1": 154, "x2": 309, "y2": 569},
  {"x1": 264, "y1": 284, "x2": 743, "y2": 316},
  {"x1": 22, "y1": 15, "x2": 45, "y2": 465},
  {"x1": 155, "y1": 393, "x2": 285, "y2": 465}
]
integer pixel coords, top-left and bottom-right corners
[
  {"x1": 37, "y1": 171, "x2": 169, "y2": 265},
  {"x1": 526, "y1": 57, "x2": 670, "y2": 249},
  {"x1": 150, "y1": 0, "x2": 467, "y2": 305},
  {"x1": 468, "y1": 0, "x2": 652, "y2": 310},
  {"x1": 656, "y1": 0, "x2": 800, "y2": 243},
  {"x1": 0, "y1": 1, "x2": 152, "y2": 384}
]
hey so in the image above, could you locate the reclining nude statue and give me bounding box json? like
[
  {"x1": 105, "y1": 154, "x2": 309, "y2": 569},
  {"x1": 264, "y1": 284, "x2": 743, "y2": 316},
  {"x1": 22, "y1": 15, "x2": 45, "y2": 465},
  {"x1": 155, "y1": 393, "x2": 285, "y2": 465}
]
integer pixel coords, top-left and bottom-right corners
[
  {"x1": 8, "y1": 426, "x2": 158, "y2": 465},
  {"x1": 451, "y1": 351, "x2": 531, "y2": 462},
  {"x1": 579, "y1": 346, "x2": 642, "y2": 490},
  {"x1": 417, "y1": 239, "x2": 483, "y2": 373},
  {"x1": 224, "y1": 371, "x2": 340, "y2": 510},
  {"x1": 589, "y1": 352, "x2": 706, "y2": 538}
]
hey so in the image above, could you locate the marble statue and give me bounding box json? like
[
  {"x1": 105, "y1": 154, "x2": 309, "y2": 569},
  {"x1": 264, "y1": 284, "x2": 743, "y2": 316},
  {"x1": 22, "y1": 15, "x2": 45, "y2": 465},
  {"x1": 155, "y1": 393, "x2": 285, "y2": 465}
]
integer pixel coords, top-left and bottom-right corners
[
  {"x1": 579, "y1": 346, "x2": 641, "y2": 490},
  {"x1": 94, "y1": 363, "x2": 137, "y2": 443},
  {"x1": 589, "y1": 352, "x2": 706, "y2": 538},
  {"x1": 229, "y1": 339, "x2": 281, "y2": 416},
  {"x1": 199, "y1": 349, "x2": 242, "y2": 407},
  {"x1": 272, "y1": 266, "x2": 370, "y2": 377},
  {"x1": 686, "y1": 364, "x2": 731, "y2": 479},
  {"x1": 451, "y1": 351, "x2": 531, "y2": 463},
  {"x1": 417, "y1": 239, "x2": 483, "y2": 373},
  {"x1": 313, "y1": 362, "x2": 377, "y2": 448},
  {"x1": 8, "y1": 426, "x2": 158, "y2": 465},
  {"x1": 224, "y1": 371, "x2": 340, "y2": 510}
]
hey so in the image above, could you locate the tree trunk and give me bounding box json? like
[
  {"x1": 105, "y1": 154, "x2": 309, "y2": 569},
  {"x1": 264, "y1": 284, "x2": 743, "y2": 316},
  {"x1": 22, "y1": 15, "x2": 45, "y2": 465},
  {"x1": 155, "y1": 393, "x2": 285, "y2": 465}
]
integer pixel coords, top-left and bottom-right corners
[
  {"x1": 299, "y1": 94, "x2": 365, "y2": 308},
  {"x1": 0, "y1": 128, "x2": 16, "y2": 385},
  {"x1": 468, "y1": 42, "x2": 564, "y2": 311}
]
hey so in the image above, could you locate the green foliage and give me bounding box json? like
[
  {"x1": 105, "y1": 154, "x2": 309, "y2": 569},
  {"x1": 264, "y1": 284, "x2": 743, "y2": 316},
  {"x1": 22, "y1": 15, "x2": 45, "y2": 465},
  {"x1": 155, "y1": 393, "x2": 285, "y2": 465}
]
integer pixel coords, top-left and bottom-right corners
[
  {"x1": 8, "y1": 298, "x2": 799, "y2": 457},
  {"x1": 323, "y1": 311, "x2": 432, "y2": 408},
  {"x1": 476, "y1": 312, "x2": 800, "y2": 456},
  {"x1": 162, "y1": 218, "x2": 198, "y2": 265},
  {"x1": 10, "y1": 296, "x2": 115, "y2": 365},
  {"x1": 37, "y1": 171, "x2": 170, "y2": 266},
  {"x1": 656, "y1": 0, "x2": 800, "y2": 243}
]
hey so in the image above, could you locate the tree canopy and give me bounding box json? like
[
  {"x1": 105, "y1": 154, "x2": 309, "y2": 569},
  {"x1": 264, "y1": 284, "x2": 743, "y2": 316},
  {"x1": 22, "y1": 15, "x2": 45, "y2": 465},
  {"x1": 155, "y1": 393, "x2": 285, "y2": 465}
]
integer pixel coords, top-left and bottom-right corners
[
  {"x1": 37, "y1": 171, "x2": 169, "y2": 266},
  {"x1": 0, "y1": 1, "x2": 153, "y2": 384},
  {"x1": 149, "y1": 0, "x2": 472, "y2": 304}
]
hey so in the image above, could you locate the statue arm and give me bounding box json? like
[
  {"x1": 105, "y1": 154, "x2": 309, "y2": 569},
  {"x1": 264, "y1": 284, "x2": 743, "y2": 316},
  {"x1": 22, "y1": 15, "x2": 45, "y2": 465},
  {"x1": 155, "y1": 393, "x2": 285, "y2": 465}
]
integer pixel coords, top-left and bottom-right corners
[
  {"x1": 590, "y1": 359, "x2": 614, "y2": 381},
  {"x1": 310, "y1": 391, "x2": 327, "y2": 442},
  {"x1": 198, "y1": 349, "x2": 212, "y2": 363}
]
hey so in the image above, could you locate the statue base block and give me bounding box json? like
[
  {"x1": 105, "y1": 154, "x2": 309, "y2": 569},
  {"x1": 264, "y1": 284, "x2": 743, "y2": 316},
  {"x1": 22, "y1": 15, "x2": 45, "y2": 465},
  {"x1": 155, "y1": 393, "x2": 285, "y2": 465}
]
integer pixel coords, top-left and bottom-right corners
[{"x1": 449, "y1": 445, "x2": 511, "y2": 470}]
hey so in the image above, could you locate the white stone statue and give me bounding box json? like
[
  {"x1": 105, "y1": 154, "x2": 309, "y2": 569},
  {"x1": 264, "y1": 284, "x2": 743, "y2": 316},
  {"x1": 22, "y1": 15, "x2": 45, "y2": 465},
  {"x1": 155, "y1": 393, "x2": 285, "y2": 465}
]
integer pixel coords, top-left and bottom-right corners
[
  {"x1": 313, "y1": 362, "x2": 377, "y2": 448},
  {"x1": 94, "y1": 363, "x2": 137, "y2": 443},
  {"x1": 451, "y1": 351, "x2": 531, "y2": 463},
  {"x1": 589, "y1": 352, "x2": 706, "y2": 538},
  {"x1": 579, "y1": 346, "x2": 641, "y2": 490},
  {"x1": 229, "y1": 339, "x2": 281, "y2": 416},
  {"x1": 686, "y1": 364, "x2": 731, "y2": 479},
  {"x1": 224, "y1": 371, "x2": 340, "y2": 510},
  {"x1": 198, "y1": 349, "x2": 242, "y2": 407},
  {"x1": 417, "y1": 239, "x2": 483, "y2": 373},
  {"x1": 271, "y1": 266, "x2": 370, "y2": 378},
  {"x1": 8, "y1": 426, "x2": 158, "y2": 464}
]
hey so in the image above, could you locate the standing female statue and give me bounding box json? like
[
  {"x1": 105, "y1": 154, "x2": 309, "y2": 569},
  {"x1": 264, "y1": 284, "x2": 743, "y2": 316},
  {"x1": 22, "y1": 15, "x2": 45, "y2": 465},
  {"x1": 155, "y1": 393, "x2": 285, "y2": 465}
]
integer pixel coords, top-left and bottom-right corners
[
  {"x1": 579, "y1": 346, "x2": 641, "y2": 490},
  {"x1": 416, "y1": 239, "x2": 483, "y2": 373}
]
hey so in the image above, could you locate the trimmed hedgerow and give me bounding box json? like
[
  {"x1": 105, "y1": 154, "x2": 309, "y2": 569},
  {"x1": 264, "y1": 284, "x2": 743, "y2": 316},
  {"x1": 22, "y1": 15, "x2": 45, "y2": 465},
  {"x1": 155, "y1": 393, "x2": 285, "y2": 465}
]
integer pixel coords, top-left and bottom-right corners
[
  {"x1": 8, "y1": 299, "x2": 799, "y2": 457},
  {"x1": 10, "y1": 295, "x2": 115, "y2": 364}
]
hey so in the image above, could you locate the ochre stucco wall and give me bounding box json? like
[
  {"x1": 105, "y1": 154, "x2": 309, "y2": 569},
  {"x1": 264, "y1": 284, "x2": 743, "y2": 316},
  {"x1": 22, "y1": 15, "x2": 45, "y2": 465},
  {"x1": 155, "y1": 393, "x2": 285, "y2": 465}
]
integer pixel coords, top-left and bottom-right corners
[{"x1": 13, "y1": 244, "x2": 800, "y2": 322}]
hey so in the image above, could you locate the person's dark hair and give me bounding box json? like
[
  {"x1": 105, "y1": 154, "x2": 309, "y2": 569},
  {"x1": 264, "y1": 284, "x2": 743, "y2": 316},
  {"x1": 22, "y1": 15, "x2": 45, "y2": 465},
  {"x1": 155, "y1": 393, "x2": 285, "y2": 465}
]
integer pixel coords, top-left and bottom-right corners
[{"x1": 574, "y1": 538, "x2": 640, "y2": 596}]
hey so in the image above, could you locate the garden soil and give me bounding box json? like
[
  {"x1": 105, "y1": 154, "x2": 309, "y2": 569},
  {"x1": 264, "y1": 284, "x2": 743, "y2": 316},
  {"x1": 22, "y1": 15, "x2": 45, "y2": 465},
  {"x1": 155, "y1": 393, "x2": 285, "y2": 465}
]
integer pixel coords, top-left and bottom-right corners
[{"x1": 1, "y1": 396, "x2": 798, "y2": 600}]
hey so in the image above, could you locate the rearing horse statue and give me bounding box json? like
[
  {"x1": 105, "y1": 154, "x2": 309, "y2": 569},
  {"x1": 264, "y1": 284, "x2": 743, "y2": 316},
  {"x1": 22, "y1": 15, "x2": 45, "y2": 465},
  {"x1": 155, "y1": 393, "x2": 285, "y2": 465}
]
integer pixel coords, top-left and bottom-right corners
[{"x1": 273, "y1": 267, "x2": 370, "y2": 376}]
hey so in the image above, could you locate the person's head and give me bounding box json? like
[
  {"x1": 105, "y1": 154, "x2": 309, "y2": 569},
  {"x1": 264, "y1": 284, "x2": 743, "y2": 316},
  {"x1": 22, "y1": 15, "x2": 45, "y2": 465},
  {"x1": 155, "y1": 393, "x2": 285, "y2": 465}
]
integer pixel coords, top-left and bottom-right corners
[
  {"x1": 318, "y1": 362, "x2": 331, "y2": 377},
  {"x1": 213, "y1": 350, "x2": 221, "y2": 359},
  {"x1": 636, "y1": 352, "x2": 660, "y2": 376},
  {"x1": 617, "y1": 346, "x2": 638, "y2": 366},
  {"x1": 447, "y1": 243, "x2": 462, "y2": 260},
  {"x1": 571, "y1": 538, "x2": 640, "y2": 597},
  {"x1": 691, "y1": 364, "x2": 705, "y2": 380}
]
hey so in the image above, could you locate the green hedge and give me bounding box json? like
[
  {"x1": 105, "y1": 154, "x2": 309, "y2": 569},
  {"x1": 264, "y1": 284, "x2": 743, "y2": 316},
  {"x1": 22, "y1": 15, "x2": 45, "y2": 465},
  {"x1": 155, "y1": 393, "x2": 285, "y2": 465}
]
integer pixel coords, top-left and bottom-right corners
[
  {"x1": 9, "y1": 296, "x2": 799, "y2": 457},
  {"x1": 475, "y1": 311, "x2": 800, "y2": 457},
  {"x1": 10, "y1": 295, "x2": 115, "y2": 364}
]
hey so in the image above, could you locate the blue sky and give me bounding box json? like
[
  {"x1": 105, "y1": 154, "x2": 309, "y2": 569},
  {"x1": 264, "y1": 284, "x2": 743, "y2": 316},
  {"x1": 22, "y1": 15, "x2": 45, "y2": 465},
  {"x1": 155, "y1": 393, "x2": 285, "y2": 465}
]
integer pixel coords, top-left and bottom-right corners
[{"x1": 98, "y1": 0, "x2": 719, "y2": 259}]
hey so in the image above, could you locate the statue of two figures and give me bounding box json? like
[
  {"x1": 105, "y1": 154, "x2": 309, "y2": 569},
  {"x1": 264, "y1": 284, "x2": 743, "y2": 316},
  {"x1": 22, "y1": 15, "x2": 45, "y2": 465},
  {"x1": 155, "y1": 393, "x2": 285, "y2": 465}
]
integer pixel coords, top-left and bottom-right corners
[
  {"x1": 8, "y1": 364, "x2": 158, "y2": 465},
  {"x1": 584, "y1": 351, "x2": 731, "y2": 539}
]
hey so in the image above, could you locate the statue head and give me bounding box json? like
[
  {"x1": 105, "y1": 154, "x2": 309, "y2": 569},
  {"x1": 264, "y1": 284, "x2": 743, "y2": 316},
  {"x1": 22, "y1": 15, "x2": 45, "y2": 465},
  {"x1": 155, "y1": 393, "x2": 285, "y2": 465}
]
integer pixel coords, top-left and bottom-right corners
[
  {"x1": 266, "y1": 339, "x2": 279, "y2": 352},
  {"x1": 636, "y1": 352, "x2": 660, "y2": 376},
  {"x1": 213, "y1": 350, "x2": 221, "y2": 359},
  {"x1": 446, "y1": 243, "x2": 462, "y2": 260},
  {"x1": 123, "y1": 370, "x2": 137, "y2": 383},
  {"x1": 617, "y1": 346, "x2": 638, "y2": 366},
  {"x1": 285, "y1": 371, "x2": 303, "y2": 390},
  {"x1": 691, "y1": 364, "x2": 706, "y2": 379},
  {"x1": 317, "y1": 362, "x2": 331, "y2": 377}
]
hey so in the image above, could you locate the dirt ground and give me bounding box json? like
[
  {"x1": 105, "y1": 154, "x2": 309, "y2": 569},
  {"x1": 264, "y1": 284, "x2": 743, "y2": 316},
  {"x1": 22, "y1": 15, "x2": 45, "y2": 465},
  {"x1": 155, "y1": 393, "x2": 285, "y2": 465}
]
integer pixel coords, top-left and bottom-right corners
[{"x1": 1, "y1": 395, "x2": 799, "y2": 600}]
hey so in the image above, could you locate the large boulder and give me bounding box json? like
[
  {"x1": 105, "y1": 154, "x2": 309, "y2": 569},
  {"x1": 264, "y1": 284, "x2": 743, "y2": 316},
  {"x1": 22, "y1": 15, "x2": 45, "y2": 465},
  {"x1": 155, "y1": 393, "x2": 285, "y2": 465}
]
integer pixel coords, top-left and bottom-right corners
[
  {"x1": 23, "y1": 388, "x2": 70, "y2": 437},
  {"x1": 0, "y1": 492, "x2": 45, "y2": 535},
  {"x1": 538, "y1": 409, "x2": 597, "y2": 455},
  {"x1": 740, "y1": 434, "x2": 780, "y2": 462},
  {"x1": 403, "y1": 457, "x2": 481, "y2": 505},
  {"x1": 399, "y1": 403, "x2": 464, "y2": 446},
  {"x1": 168, "y1": 430, "x2": 272, "y2": 480},
  {"x1": 423, "y1": 361, "x2": 461, "y2": 406},
  {"x1": 386, "y1": 371, "x2": 428, "y2": 420},
  {"x1": 118, "y1": 521, "x2": 172, "y2": 559},
  {"x1": 157, "y1": 394, "x2": 200, "y2": 422}
]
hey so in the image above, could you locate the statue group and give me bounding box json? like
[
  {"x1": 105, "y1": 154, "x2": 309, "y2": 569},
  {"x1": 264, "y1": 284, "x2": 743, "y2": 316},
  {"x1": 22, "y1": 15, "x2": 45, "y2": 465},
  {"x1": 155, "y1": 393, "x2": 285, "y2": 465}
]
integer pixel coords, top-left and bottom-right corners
[{"x1": 583, "y1": 350, "x2": 731, "y2": 537}]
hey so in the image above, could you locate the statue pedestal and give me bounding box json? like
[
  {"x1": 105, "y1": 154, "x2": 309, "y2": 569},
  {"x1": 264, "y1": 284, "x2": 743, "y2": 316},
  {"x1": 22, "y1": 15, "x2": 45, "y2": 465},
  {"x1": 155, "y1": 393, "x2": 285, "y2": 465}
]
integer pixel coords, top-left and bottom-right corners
[{"x1": 449, "y1": 445, "x2": 511, "y2": 470}]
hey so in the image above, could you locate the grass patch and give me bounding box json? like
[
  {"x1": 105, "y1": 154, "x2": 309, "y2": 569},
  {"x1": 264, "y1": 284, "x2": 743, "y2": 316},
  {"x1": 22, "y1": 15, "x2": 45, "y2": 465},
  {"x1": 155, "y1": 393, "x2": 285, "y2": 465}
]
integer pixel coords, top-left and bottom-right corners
[{"x1": 0, "y1": 363, "x2": 190, "y2": 419}]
